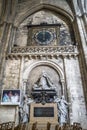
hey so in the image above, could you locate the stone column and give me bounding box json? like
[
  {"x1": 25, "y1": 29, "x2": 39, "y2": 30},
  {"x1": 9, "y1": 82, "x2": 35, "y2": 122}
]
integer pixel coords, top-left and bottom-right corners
[
  {"x1": 0, "y1": 22, "x2": 13, "y2": 94},
  {"x1": 7, "y1": 26, "x2": 17, "y2": 53},
  {"x1": 61, "y1": 79, "x2": 65, "y2": 96},
  {"x1": 72, "y1": 0, "x2": 87, "y2": 108},
  {"x1": 77, "y1": 0, "x2": 87, "y2": 38},
  {"x1": 19, "y1": 56, "x2": 24, "y2": 90},
  {"x1": 12, "y1": 27, "x2": 17, "y2": 47},
  {"x1": 0, "y1": 22, "x2": 7, "y2": 96},
  {"x1": 73, "y1": 0, "x2": 87, "y2": 45},
  {"x1": 0, "y1": 22, "x2": 7, "y2": 62},
  {"x1": 80, "y1": 0, "x2": 87, "y2": 15},
  {"x1": 64, "y1": 56, "x2": 87, "y2": 129},
  {"x1": 73, "y1": 16, "x2": 87, "y2": 107},
  {"x1": 73, "y1": 0, "x2": 82, "y2": 16}
]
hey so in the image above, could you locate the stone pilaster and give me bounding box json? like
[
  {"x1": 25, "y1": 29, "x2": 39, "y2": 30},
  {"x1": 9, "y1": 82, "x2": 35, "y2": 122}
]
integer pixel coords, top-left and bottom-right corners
[
  {"x1": 0, "y1": 23, "x2": 13, "y2": 92},
  {"x1": 64, "y1": 56, "x2": 87, "y2": 129}
]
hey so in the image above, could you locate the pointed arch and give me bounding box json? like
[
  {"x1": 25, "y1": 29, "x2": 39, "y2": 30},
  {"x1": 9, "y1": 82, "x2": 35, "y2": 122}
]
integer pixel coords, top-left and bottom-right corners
[
  {"x1": 23, "y1": 60, "x2": 64, "y2": 81},
  {"x1": 14, "y1": 3, "x2": 74, "y2": 27}
]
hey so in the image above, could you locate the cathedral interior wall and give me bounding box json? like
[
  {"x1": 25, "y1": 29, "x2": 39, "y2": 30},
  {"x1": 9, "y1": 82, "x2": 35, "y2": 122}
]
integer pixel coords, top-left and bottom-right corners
[
  {"x1": 0, "y1": 0, "x2": 87, "y2": 129},
  {"x1": 1, "y1": 56, "x2": 87, "y2": 128}
]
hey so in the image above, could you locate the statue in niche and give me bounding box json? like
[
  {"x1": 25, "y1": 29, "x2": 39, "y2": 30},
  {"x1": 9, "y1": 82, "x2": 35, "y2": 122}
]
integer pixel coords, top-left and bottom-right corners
[
  {"x1": 54, "y1": 95, "x2": 69, "y2": 126},
  {"x1": 33, "y1": 70, "x2": 55, "y2": 90},
  {"x1": 19, "y1": 95, "x2": 34, "y2": 123}
]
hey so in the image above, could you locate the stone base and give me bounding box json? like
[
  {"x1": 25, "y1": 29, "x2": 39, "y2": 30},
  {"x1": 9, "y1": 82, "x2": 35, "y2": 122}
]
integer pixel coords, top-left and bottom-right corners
[
  {"x1": 28, "y1": 122, "x2": 59, "y2": 130},
  {"x1": 29, "y1": 103, "x2": 58, "y2": 124},
  {"x1": 28, "y1": 103, "x2": 58, "y2": 130}
]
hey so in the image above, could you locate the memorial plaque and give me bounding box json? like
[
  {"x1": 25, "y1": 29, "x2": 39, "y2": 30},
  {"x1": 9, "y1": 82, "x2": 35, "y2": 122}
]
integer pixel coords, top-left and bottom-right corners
[
  {"x1": 29, "y1": 103, "x2": 58, "y2": 124},
  {"x1": 34, "y1": 107, "x2": 54, "y2": 117}
]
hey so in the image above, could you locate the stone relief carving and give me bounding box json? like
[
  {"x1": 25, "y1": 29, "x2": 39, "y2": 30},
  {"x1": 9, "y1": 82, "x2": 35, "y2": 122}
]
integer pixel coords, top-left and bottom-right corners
[
  {"x1": 18, "y1": 61, "x2": 68, "y2": 124},
  {"x1": 19, "y1": 92, "x2": 69, "y2": 125},
  {"x1": 18, "y1": 69, "x2": 69, "y2": 124},
  {"x1": 33, "y1": 70, "x2": 55, "y2": 90},
  {"x1": 11, "y1": 45, "x2": 75, "y2": 54},
  {"x1": 6, "y1": 45, "x2": 78, "y2": 60}
]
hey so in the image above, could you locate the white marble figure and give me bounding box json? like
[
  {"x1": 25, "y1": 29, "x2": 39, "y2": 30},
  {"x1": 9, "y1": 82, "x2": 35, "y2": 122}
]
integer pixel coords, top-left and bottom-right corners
[
  {"x1": 33, "y1": 71, "x2": 55, "y2": 90},
  {"x1": 54, "y1": 95, "x2": 69, "y2": 125},
  {"x1": 19, "y1": 95, "x2": 33, "y2": 123}
]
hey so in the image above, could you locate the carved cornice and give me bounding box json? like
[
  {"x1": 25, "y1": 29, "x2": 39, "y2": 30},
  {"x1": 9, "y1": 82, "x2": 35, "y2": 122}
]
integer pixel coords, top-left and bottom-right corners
[
  {"x1": 11, "y1": 45, "x2": 77, "y2": 54},
  {"x1": 6, "y1": 45, "x2": 79, "y2": 60}
]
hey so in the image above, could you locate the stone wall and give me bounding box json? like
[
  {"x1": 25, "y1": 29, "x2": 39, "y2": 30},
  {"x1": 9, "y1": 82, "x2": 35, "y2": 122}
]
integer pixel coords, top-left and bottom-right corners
[
  {"x1": 0, "y1": 57, "x2": 64, "y2": 125},
  {"x1": 0, "y1": 0, "x2": 87, "y2": 129},
  {"x1": 0, "y1": 55, "x2": 87, "y2": 129},
  {"x1": 64, "y1": 57, "x2": 87, "y2": 129},
  {"x1": 0, "y1": 105, "x2": 19, "y2": 125},
  {"x1": 3, "y1": 59, "x2": 21, "y2": 89}
]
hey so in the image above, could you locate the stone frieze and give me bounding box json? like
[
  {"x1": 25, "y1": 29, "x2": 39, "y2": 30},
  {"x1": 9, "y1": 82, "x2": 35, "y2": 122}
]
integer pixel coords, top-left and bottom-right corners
[{"x1": 11, "y1": 45, "x2": 77, "y2": 54}]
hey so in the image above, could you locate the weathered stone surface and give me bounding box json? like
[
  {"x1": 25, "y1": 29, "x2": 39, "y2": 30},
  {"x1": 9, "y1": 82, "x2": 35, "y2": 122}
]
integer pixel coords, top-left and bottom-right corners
[
  {"x1": 15, "y1": 11, "x2": 72, "y2": 47},
  {"x1": 3, "y1": 59, "x2": 21, "y2": 89},
  {"x1": 0, "y1": 0, "x2": 87, "y2": 129},
  {"x1": 0, "y1": 106, "x2": 16, "y2": 123},
  {"x1": 64, "y1": 57, "x2": 87, "y2": 129}
]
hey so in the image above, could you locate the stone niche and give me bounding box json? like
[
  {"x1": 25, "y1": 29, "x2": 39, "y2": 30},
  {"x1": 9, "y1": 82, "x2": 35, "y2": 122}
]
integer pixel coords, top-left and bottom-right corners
[{"x1": 25, "y1": 62, "x2": 63, "y2": 97}]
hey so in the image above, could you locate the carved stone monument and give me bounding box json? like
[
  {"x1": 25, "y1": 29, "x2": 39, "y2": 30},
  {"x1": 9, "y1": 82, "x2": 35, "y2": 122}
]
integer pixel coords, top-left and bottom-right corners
[
  {"x1": 32, "y1": 70, "x2": 55, "y2": 90},
  {"x1": 29, "y1": 103, "x2": 58, "y2": 130},
  {"x1": 27, "y1": 70, "x2": 59, "y2": 130},
  {"x1": 31, "y1": 71, "x2": 57, "y2": 104}
]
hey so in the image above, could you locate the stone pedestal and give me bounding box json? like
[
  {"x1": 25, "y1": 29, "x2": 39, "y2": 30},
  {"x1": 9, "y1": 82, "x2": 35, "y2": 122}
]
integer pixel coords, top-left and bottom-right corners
[
  {"x1": 29, "y1": 122, "x2": 58, "y2": 130},
  {"x1": 28, "y1": 103, "x2": 58, "y2": 130}
]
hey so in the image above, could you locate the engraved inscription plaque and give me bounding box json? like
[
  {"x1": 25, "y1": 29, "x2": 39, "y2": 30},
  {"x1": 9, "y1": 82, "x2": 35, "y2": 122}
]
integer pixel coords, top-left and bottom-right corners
[
  {"x1": 29, "y1": 103, "x2": 58, "y2": 124},
  {"x1": 34, "y1": 107, "x2": 54, "y2": 117}
]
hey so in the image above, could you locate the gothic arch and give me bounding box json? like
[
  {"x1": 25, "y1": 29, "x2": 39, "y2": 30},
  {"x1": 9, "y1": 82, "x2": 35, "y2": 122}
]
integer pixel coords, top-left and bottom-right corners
[
  {"x1": 23, "y1": 60, "x2": 64, "y2": 81},
  {"x1": 23, "y1": 60, "x2": 65, "y2": 94},
  {"x1": 14, "y1": 3, "x2": 74, "y2": 27},
  {"x1": 14, "y1": 3, "x2": 75, "y2": 44}
]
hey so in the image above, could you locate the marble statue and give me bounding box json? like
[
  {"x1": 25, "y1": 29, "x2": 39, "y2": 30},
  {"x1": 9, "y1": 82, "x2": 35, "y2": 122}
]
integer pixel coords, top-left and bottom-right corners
[
  {"x1": 54, "y1": 95, "x2": 69, "y2": 125},
  {"x1": 19, "y1": 95, "x2": 34, "y2": 123},
  {"x1": 33, "y1": 71, "x2": 55, "y2": 90}
]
